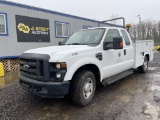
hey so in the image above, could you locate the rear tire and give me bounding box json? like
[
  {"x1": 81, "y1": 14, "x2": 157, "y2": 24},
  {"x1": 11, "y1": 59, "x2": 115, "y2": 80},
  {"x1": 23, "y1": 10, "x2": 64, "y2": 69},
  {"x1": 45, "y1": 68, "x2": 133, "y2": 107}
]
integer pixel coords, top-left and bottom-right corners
[
  {"x1": 138, "y1": 56, "x2": 148, "y2": 73},
  {"x1": 70, "y1": 70, "x2": 96, "y2": 106}
]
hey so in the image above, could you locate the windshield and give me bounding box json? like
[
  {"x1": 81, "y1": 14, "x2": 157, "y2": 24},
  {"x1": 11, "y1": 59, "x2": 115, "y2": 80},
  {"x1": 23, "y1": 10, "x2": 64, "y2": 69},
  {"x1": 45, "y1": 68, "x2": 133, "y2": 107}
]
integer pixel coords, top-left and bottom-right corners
[{"x1": 63, "y1": 29, "x2": 105, "y2": 45}]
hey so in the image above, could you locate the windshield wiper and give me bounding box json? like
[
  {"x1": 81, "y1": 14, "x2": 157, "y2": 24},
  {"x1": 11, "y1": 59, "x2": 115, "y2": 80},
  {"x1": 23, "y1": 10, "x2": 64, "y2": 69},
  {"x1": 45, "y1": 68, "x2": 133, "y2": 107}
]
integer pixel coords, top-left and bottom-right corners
[{"x1": 66, "y1": 43, "x2": 86, "y2": 45}]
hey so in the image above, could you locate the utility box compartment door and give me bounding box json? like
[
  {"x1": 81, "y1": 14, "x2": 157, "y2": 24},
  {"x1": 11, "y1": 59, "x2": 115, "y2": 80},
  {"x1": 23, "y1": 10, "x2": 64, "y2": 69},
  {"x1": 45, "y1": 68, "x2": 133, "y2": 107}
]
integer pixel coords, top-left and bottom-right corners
[
  {"x1": 133, "y1": 41, "x2": 143, "y2": 68},
  {"x1": 133, "y1": 40, "x2": 154, "y2": 68}
]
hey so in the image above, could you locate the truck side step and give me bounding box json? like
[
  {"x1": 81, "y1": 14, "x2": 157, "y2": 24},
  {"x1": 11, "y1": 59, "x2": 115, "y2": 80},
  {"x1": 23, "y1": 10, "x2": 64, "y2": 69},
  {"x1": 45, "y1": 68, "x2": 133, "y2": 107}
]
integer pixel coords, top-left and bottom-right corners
[{"x1": 102, "y1": 70, "x2": 133, "y2": 86}]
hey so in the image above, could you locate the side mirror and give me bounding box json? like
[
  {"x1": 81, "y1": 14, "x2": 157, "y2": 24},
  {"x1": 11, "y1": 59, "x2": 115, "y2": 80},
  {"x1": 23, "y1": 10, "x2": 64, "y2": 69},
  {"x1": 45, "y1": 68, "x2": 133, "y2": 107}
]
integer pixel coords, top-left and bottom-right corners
[
  {"x1": 103, "y1": 42, "x2": 111, "y2": 50},
  {"x1": 113, "y1": 37, "x2": 123, "y2": 49},
  {"x1": 103, "y1": 37, "x2": 123, "y2": 50},
  {"x1": 58, "y1": 41, "x2": 62, "y2": 45}
]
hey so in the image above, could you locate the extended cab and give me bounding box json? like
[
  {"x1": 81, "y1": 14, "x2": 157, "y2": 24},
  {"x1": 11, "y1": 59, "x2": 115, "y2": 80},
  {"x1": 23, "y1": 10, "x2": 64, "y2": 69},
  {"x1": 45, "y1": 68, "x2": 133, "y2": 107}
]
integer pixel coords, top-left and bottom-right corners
[{"x1": 19, "y1": 27, "x2": 154, "y2": 106}]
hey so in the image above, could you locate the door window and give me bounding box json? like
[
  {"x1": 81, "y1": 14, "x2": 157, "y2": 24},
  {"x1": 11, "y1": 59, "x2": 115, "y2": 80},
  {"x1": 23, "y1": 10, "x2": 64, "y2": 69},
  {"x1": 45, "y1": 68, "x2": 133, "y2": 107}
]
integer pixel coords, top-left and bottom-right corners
[
  {"x1": 104, "y1": 29, "x2": 120, "y2": 47},
  {"x1": 121, "y1": 30, "x2": 130, "y2": 45}
]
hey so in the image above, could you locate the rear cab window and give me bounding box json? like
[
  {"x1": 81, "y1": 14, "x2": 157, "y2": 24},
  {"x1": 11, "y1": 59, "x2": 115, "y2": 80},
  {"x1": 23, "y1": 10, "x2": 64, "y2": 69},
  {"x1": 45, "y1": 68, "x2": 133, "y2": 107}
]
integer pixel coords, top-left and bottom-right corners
[{"x1": 121, "y1": 30, "x2": 130, "y2": 45}]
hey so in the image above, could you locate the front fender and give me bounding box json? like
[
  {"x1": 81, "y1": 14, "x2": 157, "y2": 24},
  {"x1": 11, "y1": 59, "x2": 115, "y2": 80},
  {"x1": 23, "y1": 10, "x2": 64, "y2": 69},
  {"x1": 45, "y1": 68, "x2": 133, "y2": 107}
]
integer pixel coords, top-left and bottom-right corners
[{"x1": 64, "y1": 57, "x2": 102, "y2": 81}]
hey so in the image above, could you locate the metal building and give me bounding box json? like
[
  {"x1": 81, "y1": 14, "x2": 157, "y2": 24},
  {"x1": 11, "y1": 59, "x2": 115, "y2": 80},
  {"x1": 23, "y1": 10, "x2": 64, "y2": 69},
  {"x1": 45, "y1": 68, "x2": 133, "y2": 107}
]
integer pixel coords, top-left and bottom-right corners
[{"x1": 0, "y1": 0, "x2": 122, "y2": 59}]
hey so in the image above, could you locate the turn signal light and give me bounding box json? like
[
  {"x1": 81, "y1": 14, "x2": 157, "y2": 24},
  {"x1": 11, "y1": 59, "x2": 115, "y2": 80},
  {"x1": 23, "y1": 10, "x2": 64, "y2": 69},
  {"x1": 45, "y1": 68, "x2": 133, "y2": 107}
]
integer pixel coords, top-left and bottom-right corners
[
  {"x1": 120, "y1": 42, "x2": 123, "y2": 47},
  {"x1": 61, "y1": 63, "x2": 67, "y2": 69}
]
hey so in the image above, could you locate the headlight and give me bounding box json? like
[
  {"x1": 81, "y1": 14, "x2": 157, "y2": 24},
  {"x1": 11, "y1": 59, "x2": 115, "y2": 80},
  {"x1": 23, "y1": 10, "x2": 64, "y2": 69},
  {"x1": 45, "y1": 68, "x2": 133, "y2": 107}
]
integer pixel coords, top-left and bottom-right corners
[
  {"x1": 55, "y1": 63, "x2": 67, "y2": 69},
  {"x1": 50, "y1": 62, "x2": 67, "y2": 81},
  {"x1": 56, "y1": 64, "x2": 61, "y2": 69},
  {"x1": 56, "y1": 72, "x2": 61, "y2": 78}
]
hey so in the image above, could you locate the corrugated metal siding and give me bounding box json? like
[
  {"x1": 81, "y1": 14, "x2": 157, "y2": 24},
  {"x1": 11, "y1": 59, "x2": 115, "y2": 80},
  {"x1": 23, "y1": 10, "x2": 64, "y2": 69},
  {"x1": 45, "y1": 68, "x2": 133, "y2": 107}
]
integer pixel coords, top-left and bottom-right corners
[{"x1": 0, "y1": 2, "x2": 115, "y2": 57}]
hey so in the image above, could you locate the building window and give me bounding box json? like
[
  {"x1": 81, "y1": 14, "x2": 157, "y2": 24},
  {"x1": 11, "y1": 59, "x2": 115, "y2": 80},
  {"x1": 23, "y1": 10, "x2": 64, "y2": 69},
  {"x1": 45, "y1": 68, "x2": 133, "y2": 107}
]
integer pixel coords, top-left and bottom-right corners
[
  {"x1": 55, "y1": 21, "x2": 69, "y2": 38},
  {"x1": 0, "y1": 13, "x2": 8, "y2": 35},
  {"x1": 83, "y1": 25, "x2": 92, "y2": 29}
]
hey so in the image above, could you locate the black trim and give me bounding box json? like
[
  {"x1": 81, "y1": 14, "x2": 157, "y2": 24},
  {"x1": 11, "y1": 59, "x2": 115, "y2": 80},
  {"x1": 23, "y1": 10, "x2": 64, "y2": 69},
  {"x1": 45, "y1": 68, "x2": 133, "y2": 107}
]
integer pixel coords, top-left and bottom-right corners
[
  {"x1": 140, "y1": 52, "x2": 144, "y2": 56},
  {"x1": 142, "y1": 52, "x2": 144, "y2": 56},
  {"x1": 49, "y1": 63, "x2": 67, "y2": 82},
  {"x1": 20, "y1": 53, "x2": 50, "y2": 81},
  {"x1": 102, "y1": 70, "x2": 133, "y2": 85},
  {"x1": 19, "y1": 74, "x2": 70, "y2": 97},
  {"x1": 124, "y1": 49, "x2": 126, "y2": 55},
  {"x1": 96, "y1": 53, "x2": 102, "y2": 61}
]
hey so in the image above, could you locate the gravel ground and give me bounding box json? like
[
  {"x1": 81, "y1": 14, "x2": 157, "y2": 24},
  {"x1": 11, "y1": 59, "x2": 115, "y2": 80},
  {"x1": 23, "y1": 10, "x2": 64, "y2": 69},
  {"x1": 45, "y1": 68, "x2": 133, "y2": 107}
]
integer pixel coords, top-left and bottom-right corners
[{"x1": 0, "y1": 52, "x2": 160, "y2": 120}]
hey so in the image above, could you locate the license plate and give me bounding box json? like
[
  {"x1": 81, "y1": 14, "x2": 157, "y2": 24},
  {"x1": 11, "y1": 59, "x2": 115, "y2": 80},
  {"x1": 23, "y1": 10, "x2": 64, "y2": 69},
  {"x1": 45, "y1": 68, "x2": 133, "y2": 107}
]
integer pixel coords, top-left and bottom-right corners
[{"x1": 22, "y1": 83, "x2": 29, "y2": 91}]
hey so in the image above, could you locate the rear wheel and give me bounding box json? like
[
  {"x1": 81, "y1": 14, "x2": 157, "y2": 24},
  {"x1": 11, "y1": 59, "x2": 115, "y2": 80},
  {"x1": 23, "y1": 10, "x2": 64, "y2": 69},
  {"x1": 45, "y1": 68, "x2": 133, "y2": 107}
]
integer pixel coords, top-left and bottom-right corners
[
  {"x1": 70, "y1": 70, "x2": 96, "y2": 106},
  {"x1": 138, "y1": 56, "x2": 148, "y2": 73}
]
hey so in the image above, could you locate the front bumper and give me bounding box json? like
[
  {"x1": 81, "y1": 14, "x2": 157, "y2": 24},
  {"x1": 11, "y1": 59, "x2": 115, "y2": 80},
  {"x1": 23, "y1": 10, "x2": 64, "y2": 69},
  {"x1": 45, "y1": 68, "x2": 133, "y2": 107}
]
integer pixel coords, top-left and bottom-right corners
[{"x1": 19, "y1": 75, "x2": 70, "y2": 98}]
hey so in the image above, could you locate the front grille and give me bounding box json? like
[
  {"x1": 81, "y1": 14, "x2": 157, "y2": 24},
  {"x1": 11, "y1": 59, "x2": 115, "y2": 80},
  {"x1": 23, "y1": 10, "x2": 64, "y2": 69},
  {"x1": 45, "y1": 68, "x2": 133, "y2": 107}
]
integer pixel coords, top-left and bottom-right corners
[
  {"x1": 19, "y1": 53, "x2": 50, "y2": 81},
  {"x1": 20, "y1": 58, "x2": 44, "y2": 81}
]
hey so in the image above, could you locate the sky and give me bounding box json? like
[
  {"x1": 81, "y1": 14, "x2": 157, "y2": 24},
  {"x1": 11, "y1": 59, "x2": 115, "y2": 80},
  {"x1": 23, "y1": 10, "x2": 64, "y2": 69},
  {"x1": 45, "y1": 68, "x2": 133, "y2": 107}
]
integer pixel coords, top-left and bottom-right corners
[{"x1": 7, "y1": 0, "x2": 160, "y2": 25}]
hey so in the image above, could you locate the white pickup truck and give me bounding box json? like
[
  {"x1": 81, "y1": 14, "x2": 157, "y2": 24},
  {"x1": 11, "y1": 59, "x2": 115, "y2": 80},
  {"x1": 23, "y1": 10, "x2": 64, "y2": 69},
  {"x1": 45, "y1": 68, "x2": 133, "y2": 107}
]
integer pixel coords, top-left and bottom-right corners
[{"x1": 19, "y1": 27, "x2": 154, "y2": 106}]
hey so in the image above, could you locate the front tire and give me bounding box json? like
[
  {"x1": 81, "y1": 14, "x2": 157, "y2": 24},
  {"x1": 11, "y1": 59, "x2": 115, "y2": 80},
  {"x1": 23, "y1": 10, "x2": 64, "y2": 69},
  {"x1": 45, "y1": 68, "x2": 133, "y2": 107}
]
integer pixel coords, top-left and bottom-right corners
[
  {"x1": 70, "y1": 70, "x2": 96, "y2": 106},
  {"x1": 138, "y1": 56, "x2": 148, "y2": 73}
]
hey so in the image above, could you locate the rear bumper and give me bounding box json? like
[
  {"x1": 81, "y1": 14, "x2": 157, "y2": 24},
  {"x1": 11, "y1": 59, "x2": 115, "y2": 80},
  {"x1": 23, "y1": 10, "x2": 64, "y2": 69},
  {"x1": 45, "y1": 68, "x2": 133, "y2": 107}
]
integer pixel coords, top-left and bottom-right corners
[{"x1": 19, "y1": 75, "x2": 70, "y2": 98}]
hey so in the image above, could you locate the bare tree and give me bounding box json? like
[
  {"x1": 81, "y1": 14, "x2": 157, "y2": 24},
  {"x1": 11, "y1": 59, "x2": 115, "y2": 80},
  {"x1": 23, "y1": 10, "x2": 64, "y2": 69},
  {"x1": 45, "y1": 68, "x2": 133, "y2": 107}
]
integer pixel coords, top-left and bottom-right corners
[
  {"x1": 109, "y1": 14, "x2": 121, "y2": 25},
  {"x1": 130, "y1": 19, "x2": 160, "y2": 44}
]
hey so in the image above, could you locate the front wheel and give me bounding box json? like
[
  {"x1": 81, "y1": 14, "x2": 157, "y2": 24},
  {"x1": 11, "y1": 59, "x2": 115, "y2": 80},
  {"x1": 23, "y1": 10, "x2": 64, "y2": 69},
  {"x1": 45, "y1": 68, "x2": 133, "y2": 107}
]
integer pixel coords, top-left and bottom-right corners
[
  {"x1": 138, "y1": 56, "x2": 148, "y2": 73},
  {"x1": 70, "y1": 70, "x2": 96, "y2": 106}
]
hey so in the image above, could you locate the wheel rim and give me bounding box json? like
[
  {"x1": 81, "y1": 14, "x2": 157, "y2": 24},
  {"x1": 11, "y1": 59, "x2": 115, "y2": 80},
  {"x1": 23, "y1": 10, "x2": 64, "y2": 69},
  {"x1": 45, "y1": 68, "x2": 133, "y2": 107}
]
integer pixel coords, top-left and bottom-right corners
[
  {"x1": 144, "y1": 59, "x2": 148, "y2": 70},
  {"x1": 83, "y1": 78, "x2": 94, "y2": 99}
]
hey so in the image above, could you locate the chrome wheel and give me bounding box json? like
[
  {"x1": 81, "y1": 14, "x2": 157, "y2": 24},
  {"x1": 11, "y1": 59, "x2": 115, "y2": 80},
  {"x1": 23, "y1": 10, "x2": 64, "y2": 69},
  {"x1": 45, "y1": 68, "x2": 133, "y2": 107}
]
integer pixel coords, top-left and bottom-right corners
[
  {"x1": 71, "y1": 70, "x2": 96, "y2": 106},
  {"x1": 83, "y1": 78, "x2": 93, "y2": 99}
]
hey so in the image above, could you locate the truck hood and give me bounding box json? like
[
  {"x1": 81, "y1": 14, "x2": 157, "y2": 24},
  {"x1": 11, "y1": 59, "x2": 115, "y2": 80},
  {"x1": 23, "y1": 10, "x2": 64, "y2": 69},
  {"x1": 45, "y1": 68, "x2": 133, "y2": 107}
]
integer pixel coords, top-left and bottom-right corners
[{"x1": 24, "y1": 45, "x2": 92, "y2": 61}]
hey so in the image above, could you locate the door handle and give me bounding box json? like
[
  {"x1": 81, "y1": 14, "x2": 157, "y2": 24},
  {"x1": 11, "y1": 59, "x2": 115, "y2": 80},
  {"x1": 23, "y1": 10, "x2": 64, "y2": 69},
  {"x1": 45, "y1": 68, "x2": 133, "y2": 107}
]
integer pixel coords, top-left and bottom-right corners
[{"x1": 124, "y1": 49, "x2": 126, "y2": 55}]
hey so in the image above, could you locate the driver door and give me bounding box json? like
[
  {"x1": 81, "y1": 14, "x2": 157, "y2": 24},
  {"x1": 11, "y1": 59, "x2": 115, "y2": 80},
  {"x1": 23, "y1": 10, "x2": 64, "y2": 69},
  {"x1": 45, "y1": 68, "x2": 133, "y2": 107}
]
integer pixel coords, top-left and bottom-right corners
[{"x1": 101, "y1": 29, "x2": 125, "y2": 79}]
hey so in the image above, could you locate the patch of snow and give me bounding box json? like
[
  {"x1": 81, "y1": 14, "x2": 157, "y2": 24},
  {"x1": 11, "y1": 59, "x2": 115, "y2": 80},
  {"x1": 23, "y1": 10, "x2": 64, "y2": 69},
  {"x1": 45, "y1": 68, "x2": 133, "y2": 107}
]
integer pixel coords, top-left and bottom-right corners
[{"x1": 143, "y1": 102, "x2": 160, "y2": 120}]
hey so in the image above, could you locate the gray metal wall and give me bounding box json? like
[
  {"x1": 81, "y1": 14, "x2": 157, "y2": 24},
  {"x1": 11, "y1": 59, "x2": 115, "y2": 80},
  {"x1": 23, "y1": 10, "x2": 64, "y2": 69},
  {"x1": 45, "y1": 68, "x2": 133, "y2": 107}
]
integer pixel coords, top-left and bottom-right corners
[{"x1": 0, "y1": 1, "x2": 115, "y2": 58}]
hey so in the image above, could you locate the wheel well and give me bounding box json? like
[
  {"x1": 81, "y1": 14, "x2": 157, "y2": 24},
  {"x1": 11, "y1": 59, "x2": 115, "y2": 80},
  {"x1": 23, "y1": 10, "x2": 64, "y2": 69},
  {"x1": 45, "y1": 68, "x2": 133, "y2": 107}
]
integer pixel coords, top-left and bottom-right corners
[
  {"x1": 72, "y1": 64, "x2": 101, "y2": 84},
  {"x1": 145, "y1": 54, "x2": 149, "y2": 61}
]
